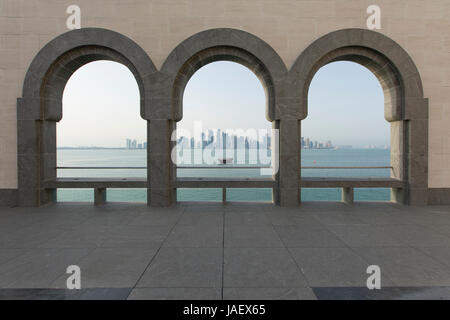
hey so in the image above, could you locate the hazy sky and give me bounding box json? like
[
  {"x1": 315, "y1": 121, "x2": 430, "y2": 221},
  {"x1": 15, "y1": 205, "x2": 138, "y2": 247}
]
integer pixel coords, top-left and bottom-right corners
[
  {"x1": 60, "y1": 61, "x2": 143, "y2": 148},
  {"x1": 305, "y1": 60, "x2": 388, "y2": 147},
  {"x1": 59, "y1": 60, "x2": 388, "y2": 148}
]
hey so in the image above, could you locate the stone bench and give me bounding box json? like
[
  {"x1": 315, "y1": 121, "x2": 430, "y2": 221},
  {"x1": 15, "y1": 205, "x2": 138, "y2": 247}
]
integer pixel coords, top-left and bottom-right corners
[
  {"x1": 46, "y1": 177, "x2": 403, "y2": 206},
  {"x1": 301, "y1": 177, "x2": 405, "y2": 204}
]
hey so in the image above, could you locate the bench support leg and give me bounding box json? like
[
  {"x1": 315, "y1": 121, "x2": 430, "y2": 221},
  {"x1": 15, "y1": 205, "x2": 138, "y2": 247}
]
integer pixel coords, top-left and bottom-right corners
[
  {"x1": 43, "y1": 188, "x2": 57, "y2": 204},
  {"x1": 391, "y1": 188, "x2": 406, "y2": 205},
  {"x1": 222, "y1": 188, "x2": 227, "y2": 205},
  {"x1": 94, "y1": 188, "x2": 107, "y2": 206},
  {"x1": 342, "y1": 187, "x2": 354, "y2": 204}
]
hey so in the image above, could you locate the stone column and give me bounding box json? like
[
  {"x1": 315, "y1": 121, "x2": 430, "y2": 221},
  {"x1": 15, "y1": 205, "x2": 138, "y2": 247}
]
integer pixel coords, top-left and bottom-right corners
[
  {"x1": 17, "y1": 98, "x2": 40, "y2": 206},
  {"x1": 272, "y1": 121, "x2": 280, "y2": 205},
  {"x1": 277, "y1": 119, "x2": 301, "y2": 206},
  {"x1": 40, "y1": 121, "x2": 57, "y2": 205},
  {"x1": 390, "y1": 120, "x2": 406, "y2": 204},
  {"x1": 406, "y1": 110, "x2": 429, "y2": 205},
  {"x1": 390, "y1": 97, "x2": 429, "y2": 205},
  {"x1": 147, "y1": 119, "x2": 175, "y2": 207}
]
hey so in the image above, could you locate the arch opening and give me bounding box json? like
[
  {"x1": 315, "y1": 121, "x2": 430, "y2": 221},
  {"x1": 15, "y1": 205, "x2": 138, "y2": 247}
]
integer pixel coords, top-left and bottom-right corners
[
  {"x1": 301, "y1": 46, "x2": 404, "y2": 123},
  {"x1": 302, "y1": 60, "x2": 391, "y2": 202},
  {"x1": 300, "y1": 49, "x2": 407, "y2": 203},
  {"x1": 290, "y1": 29, "x2": 429, "y2": 205},
  {"x1": 153, "y1": 28, "x2": 289, "y2": 207},
  {"x1": 172, "y1": 52, "x2": 277, "y2": 203},
  {"x1": 57, "y1": 60, "x2": 146, "y2": 203},
  {"x1": 37, "y1": 47, "x2": 147, "y2": 205},
  {"x1": 17, "y1": 29, "x2": 155, "y2": 206},
  {"x1": 171, "y1": 46, "x2": 277, "y2": 122}
]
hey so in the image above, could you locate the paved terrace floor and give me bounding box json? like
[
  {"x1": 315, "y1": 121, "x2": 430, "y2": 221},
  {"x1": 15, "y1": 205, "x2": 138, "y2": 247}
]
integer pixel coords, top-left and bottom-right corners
[{"x1": 0, "y1": 202, "x2": 449, "y2": 300}]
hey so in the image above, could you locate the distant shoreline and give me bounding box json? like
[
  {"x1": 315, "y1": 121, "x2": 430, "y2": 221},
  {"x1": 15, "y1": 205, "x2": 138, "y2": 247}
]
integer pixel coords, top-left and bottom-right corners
[{"x1": 58, "y1": 147, "x2": 390, "y2": 150}]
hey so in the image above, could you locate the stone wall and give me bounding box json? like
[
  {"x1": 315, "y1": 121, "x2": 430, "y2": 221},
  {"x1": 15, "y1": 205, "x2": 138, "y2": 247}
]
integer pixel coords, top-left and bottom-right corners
[{"x1": 0, "y1": 0, "x2": 449, "y2": 192}]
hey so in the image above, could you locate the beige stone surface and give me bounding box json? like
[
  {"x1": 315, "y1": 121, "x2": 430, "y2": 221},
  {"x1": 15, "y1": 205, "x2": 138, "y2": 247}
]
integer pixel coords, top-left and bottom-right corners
[{"x1": 0, "y1": 0, "x2": 449, "y2": 188}]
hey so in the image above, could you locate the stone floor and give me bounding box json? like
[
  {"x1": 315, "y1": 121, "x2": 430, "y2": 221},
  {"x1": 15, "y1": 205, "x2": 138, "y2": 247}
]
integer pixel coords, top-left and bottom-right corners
[{"x1": 0, "y1": 202, "x2": 449, "y2": 300}]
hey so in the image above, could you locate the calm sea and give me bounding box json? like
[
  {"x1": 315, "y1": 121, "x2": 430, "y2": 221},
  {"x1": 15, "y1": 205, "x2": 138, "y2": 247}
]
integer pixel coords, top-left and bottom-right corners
[{"x1": 57, "y1": 148, "x2": 391, "y2": 203}]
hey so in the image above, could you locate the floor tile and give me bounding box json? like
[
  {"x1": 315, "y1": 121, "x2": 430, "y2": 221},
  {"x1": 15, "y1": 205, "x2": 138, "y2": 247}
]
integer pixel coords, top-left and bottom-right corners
[
  {"x1": 223, "y1": 287, "x2": 317, "y2": 300},
  {"x1": 225, "y1": 211, "x2": 272, "y2": 226},
  {"x1": 416, "y1": 246, "x2": 450, "y2": 268},
  {"x1": 313, "y1": 286, "x2": 450, "y2": 300},
  {"x1": 137, "y1": 248, "x2": 222, "y2": 288},
  {"x1": 51, "y1": 247, "x2": 158, "y2": 288},
  {"x1": 0, "y1": 248, "x2": 92, "y2": 288},
  {"x1": 0, "y1": 249, "x2": 28, "y2": 265},
  {"x1": 382, "y1": 225, "x2": 450, "y2": 247},
  {"x1": 353, "y1": 247, "x2": 450, "y2": 287},
  {"x1": 325, "y1": 225, "x2": 405, "y2": 247},
  {"x1": 311, "y1": 212, "x2": 366, "y2": 226},
  {"x1": 177, "y1": 211, "x2": 223, "y2": 227},
  {"x1": 224, "y1": 248, "x2": 308, "y2": 288},
  {"x1": 100, "y1": 225, "x2": 172, "y2": 248},
  {"x1": 128, "y1": 287, "x2": 221, "y2": 300},
  {"x1": 289, "y1": 247, "x2": 394, "y2": 287},
  {"x1": 225, "y1": 225, "x2": 284, "y2": 247},
  {"x1": 274, "y1": 225, "x2": 346, "y2": 247},
  {"x1": 164, "y1": 225, "x2": 223, "y2": 247},
  {"x1": 0, "y1": 288, "x2": 132, "y2": 300}
]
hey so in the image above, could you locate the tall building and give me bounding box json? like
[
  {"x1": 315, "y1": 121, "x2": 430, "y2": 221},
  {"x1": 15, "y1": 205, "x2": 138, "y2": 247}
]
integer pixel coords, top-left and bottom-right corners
[
  {"x1": 245, "y1": 137, "x2": 250, "y2": 164},
  {"x1": 216, "y1": 129, "x2": 222, "y2": 149},
  {"x1": 234, "y1": 135, "x2": 238, "y2": 164}
]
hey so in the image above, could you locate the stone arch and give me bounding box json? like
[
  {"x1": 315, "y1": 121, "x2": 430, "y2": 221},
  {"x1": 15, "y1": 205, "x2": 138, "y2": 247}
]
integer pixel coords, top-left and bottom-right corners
[
  {"x1": 159, "y1": 28, "x2": 288, "y2": 121},
  {"x1": 145, "y1": 28, "x2": 290, "y2": 205},
  {"x1": 17, "y1": 28, "x2": 156, "y2": 206},
  {"x1": 288, "y1": 28, "x2": 428, "y2": 205}
]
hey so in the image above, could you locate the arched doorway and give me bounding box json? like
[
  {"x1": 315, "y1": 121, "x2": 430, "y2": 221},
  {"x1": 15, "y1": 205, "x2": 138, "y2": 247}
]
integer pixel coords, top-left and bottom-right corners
[
  {"x1": 57, "y1": 60, "x2": 145, "y2": 203},
  {"x1": 289, "y1": 29, "x2": 429, "y2": 205},
  {"x1": 158, "y1": 29, "x2": 289, "y2": 206},
  {"x1": 17, "y1": 28, "x2": 155, "y2": 206},
  {"x1": 302, "y1": 61, "x2": 389, "y2": 201},
  {"x1": 175, "y1": 61, "x2": 272, "y2": 202}
]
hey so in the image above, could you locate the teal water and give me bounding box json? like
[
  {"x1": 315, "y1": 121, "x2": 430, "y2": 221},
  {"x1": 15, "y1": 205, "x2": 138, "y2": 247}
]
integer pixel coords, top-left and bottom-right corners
[{"x1": 57, "y1": 148, "x2": 391, "y2": 202}]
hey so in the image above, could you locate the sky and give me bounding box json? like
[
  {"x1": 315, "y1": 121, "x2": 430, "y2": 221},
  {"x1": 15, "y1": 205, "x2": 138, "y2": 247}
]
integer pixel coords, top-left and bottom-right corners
[{"x1": 59, "y1": 60, "x2": 389, "y2": 148}]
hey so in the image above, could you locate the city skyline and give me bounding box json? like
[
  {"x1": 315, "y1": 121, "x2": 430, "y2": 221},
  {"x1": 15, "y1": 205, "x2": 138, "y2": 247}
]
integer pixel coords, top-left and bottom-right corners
[{"x1": 58, "y1": 134, "x2": 391, "y2": 150}]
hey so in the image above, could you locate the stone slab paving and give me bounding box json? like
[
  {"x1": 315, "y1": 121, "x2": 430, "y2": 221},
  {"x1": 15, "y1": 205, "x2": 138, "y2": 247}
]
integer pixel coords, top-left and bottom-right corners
[{"x1": 0, "y1": 202, "x2": 449, "y2": 300}]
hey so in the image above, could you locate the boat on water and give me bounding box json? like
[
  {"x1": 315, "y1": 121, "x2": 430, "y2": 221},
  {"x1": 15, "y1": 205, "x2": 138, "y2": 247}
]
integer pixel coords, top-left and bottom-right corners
[{"x1": 217, "y1": 158, "x2": 233, "y2": 165}]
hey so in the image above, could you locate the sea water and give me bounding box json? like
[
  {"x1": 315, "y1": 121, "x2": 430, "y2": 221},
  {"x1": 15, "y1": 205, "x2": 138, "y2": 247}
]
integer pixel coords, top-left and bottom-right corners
[{"x1": 57, "y1": 148, "x2": 391, "y2": 203}]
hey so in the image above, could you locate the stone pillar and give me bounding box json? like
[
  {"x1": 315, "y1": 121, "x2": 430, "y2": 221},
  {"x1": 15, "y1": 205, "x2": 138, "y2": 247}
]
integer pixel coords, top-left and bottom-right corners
[
  {"x1": 390, "y1": 120, "x2": 406, "y2": 204},
  {"x1": 272, "y1": 121, "x2": 280, "y2": 205},
  {"x1": 40, "y1": 121, "x2": 57, "y2": 205},
  {"x1": 277, "y1": 119, "x2": 301, "y2": 206},
  {"x1": 17, "y1": 98, "x2": 40, "y2": 206},
  {"x1": 407, "y1": 117, "x2": 429, "y2": 205},
  {"x1": 393, "y1": 97, "x2": 429, "y2": 206},
  {"x1": 147, "y1": 119, "x2": 175, "y2": 207}
]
